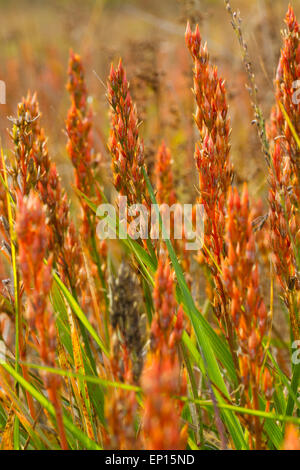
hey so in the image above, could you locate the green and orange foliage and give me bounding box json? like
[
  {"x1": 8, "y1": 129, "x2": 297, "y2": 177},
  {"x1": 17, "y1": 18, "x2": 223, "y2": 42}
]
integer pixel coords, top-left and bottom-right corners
[
  {"x1": 62, "y1": 219, "x2": 89, "y2": 301},
  {"x1": 0, "y1": 172, "x2": 10, "y2": 265},
  {"x1": 222, "y1": 184, "x2": 271, "y2": 449},
  {"x1": 16, "y1": 191, "x2": 68, "y2": 450},
  {"x1": 267, "y1": 5, "x2": 300, "y2": 340},
  {"x1": 4, "y1": 90, "x2": 95, "y2": 444},
  {"x1": 142, "y1": 253, "x2": 187, "y2": 450},
  {"x1": 107, "y1": 59, "x2": 150, "y2": 211},
  {"x1": 9, "y1": 92, "x2": 85, "y2": 296}
]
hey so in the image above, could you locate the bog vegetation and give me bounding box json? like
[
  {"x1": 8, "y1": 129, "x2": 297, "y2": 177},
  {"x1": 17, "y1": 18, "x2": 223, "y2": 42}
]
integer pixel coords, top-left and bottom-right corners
[{"x1": 0, "y1": 1, "x2": 299, "y2": 450}]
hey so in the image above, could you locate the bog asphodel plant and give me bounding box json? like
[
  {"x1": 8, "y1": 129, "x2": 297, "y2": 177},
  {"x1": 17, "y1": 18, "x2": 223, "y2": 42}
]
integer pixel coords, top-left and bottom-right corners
[
  {"x1": 107, "y1": 59, "x2": 150, "y2": 210},
  {"x1": 222, "y1": 184, "x2": 271, "y2": 449},
  {"x1": 0, "y1": 3, "x2": 299, "y2": 452},
  {"x1": 16, "y1": 191, "x2": 68, "y2": 450}
]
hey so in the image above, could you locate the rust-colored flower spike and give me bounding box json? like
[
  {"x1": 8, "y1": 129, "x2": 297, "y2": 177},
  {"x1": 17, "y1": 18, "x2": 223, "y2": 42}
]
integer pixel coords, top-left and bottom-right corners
[
  {"x1": 10, "y1": 92, "x2": 84, "y2": 295},
  {"x1": 66, "y1": 50, "x2": 93, "y2": 180},
  {"x1": 9, "y1": 93, "x2": 66, "y2": 249},
  {"x1": 282, "y1": 424, "x2": 300, "y2": 450},
  {"x1": 154, "y1": 141, "x2": 176, "y2": 206},
  {"x1": 104, "y1": 387, "x2": 141, "y2": 450},
  {"x1": 222, "y1": 184, "x2": 270, "y2": 449},
  {"x1": 66, "y1": 50, "x2": 99, "y2": 199},
  {"x1": 267, "y1": 6, "x2": 300, "y2": 340},
  {"x1": 151, "y1": 253, "x2": 184, "y2": 352},
  {"x1": 105, "y1": 263, "x2": 145, "y2": 450},
  {"x1": 185, "y1": 22, "x2": 232, "y2": 204},
  {"x1": 185, "y1": 22, "x2": 234, "y2": 351},
  {"x1": 0, "y1": 162, "x2": 10, "y2": 260},
  {"x1": 107, "y1": 59, "x2": 150, "y2": 210},
  {"x1": 9, "y1": 92, "x2": 41, "y2": 196},
  {"x1": 23, "y1": 93, "x2": 69, "y2": 248},
  {"x1": 16, "y1": 191, "x2": 68, "y2": 450},
  {"x1": 109, "y1": 262, "x2": 146, "y2": 384},
  {"x1": 66, "y1": 51, "x2": 94, "y2": 227},
  {"x1": 251, "y1": 199, "x2": 270, "y2": 268},
  {"x1": 142, "y1": 353, "x2": 187, "y2": 450},
  {"x1": 142, "y1": 252, "x2": 187, "y2": 450}
]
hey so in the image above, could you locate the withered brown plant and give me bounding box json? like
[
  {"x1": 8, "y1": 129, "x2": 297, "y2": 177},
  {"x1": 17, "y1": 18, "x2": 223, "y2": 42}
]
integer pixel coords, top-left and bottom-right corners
[{"x1": 105, "y1": 262, "x2": 145, "y2": 450}]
